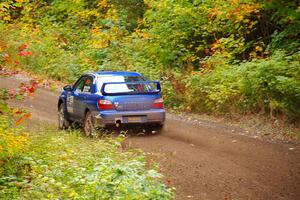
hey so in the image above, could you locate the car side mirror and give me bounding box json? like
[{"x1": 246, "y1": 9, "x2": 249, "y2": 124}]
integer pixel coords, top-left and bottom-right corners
[{"x1": 63, "y1": 85, "x2": 73, "y2": 91}]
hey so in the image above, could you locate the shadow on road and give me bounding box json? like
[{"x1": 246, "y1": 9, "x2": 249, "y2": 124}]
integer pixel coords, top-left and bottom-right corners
[{"x1": 103, "y1": 124, "x2": 164, "y2": 138}]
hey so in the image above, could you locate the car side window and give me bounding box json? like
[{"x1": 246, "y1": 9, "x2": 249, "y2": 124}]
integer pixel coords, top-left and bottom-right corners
[
  {"x1": 82, "y1": 76, "x2": 93, "y2": 93},
  {"x1": 73, "y1": 77, "x2": 86, "y2": 93}
]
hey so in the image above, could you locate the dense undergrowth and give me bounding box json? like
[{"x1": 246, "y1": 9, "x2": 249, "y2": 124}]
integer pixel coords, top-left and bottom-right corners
[
  {"x1": 0, "y1": 124, "x2": 174, "y2": 199},
  {"x1": 0, "y1": 0, "x2": 299, "y2": 120}
]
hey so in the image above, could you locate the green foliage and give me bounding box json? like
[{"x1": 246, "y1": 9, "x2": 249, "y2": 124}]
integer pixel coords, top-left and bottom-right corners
[
  {"x1": 263, "y1": 0, "x2": 300, "y2": 54},
  {"x1": 186, "y1": 51, "x2": 300, "y2": 118},
  {"x1": 239, "y1": 51, "x2": 300, "y2": 117},
  {"x1": 0, "y1": 127, "x2": 174, "y2": 199},
  {"x1": 0, "y1": 116, "x2": 28, "y2": 174},
  {"x1": 0, "y1": 115, "x2": 30, "y2": 200},
  {"x1": 0, "y1": 70, "x2": 37, "y2": 190}
]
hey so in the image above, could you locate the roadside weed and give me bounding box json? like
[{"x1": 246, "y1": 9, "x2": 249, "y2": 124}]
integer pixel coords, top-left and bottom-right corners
[{"x1": 0, "y1": 126, "x2": 174, "y2": 199}]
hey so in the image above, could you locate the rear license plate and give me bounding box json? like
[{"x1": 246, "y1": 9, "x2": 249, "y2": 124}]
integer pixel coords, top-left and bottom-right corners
[{"x1": 127, "y1": 117, "x2": 141, "y2": 123}]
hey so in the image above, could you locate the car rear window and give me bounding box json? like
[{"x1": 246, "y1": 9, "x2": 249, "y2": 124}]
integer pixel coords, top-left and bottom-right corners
[{"x1": 96, "y1": 75, "x2": 144, "y2": 93}]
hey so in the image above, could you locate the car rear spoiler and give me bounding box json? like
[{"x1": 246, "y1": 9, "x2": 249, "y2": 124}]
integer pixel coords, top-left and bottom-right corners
[{"x1": 101, "y1": 81, "x2": 161, "y2": 95}]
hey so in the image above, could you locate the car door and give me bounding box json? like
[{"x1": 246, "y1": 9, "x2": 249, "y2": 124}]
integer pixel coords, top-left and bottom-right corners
[
  {"x1": 73, "y1": 75, "x2": 94, "y2": 120},
  {"x1": 66, "y1": 76, "x2": 86, "y2": 120}
]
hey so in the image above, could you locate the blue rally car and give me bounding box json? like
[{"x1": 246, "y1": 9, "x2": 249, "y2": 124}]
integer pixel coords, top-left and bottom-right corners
[{"x1": 58, "y1": 71, "x2": 165, "y2": 136}]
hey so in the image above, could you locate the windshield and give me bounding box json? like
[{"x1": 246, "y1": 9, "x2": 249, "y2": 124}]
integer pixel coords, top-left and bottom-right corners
[{"x1": 96, "y1": 75, "x2": 144, "y2": 93}]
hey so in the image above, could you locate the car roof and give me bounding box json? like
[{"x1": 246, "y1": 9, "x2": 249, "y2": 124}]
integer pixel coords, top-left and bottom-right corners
[{"x1": 92, "y1": 71, "x2": 142, "y2": 77}]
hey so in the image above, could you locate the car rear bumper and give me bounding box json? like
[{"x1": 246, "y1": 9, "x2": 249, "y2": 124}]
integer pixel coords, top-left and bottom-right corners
[{"x1": 92, "y1": 109, "x2": 165, "y2": 127}]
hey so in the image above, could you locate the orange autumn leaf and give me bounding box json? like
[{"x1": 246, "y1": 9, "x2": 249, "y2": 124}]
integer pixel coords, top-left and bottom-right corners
[
  {"x1": 15, "y1": 113, "x2": 32, "y2": 125},
  {"x1": 28, "y1": 92, "x2": 35, "y2": 98}
]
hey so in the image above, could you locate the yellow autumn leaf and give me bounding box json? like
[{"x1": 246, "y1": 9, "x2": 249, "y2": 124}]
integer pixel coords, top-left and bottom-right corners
[
  {"x1": 98, "y1": 0, "x2": 108, "y2": 8},
  {"x1": 255, "y1": 46, "x2": 263, "y2": 52}
]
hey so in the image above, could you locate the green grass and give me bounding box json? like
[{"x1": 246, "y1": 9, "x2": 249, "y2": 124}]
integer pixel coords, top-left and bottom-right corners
[{"x1": 0, "y1": 126, "x2": 174, "y2": 199}]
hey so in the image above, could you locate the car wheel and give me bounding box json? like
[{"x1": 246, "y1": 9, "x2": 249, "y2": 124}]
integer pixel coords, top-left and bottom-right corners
[
  {"x1": 84, "y1": 111, "x2": 95, "y2": 137},
  {"x1": 58, "y1": 104, "x2": 71, "y2": 130}
]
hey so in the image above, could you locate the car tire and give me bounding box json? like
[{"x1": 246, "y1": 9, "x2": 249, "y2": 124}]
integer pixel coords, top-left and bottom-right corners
[
  {"x1": 84, "y1": 111, "x2": 95, "y2": 137},
  {"x1": 58, "y1": 104, "x2": 71, "y2": 130}
]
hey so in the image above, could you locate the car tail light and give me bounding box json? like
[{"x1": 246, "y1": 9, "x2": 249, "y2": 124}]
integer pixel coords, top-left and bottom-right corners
[
  {"x1": 152, "y1": 98, "x2": 164, "y2": 109},
  {"x1": 98, "y1": 99, "x2": 114, "y2": 110}
]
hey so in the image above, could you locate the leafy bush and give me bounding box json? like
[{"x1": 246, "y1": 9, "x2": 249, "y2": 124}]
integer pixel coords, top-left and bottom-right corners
[
  {"x1": 0, "y1": 69, "x2": 38, "y2": 198},
  {"x1": 0, "y1": 116, "x2": 28, "y2": 169},
  {"x1": 0, "y1": 127, "x2": 174, "y2": 199},
  {"x1": 0, "y1": 116, "x2": 30, "y2": 200},
  {"x1": 187, "y1": 51, "x2": 300, "y2": 119},
  {"x1": 0, "y1": 116, "x2": 28, "y2": 161},
  {"x1": 238, "y1": 51, "x2": 300, "y2": 118}
]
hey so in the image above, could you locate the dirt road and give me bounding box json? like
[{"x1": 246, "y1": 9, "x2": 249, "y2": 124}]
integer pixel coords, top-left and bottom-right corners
[{"x1": 1, "y1": 75, "x2": 299, "y2": 200}]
